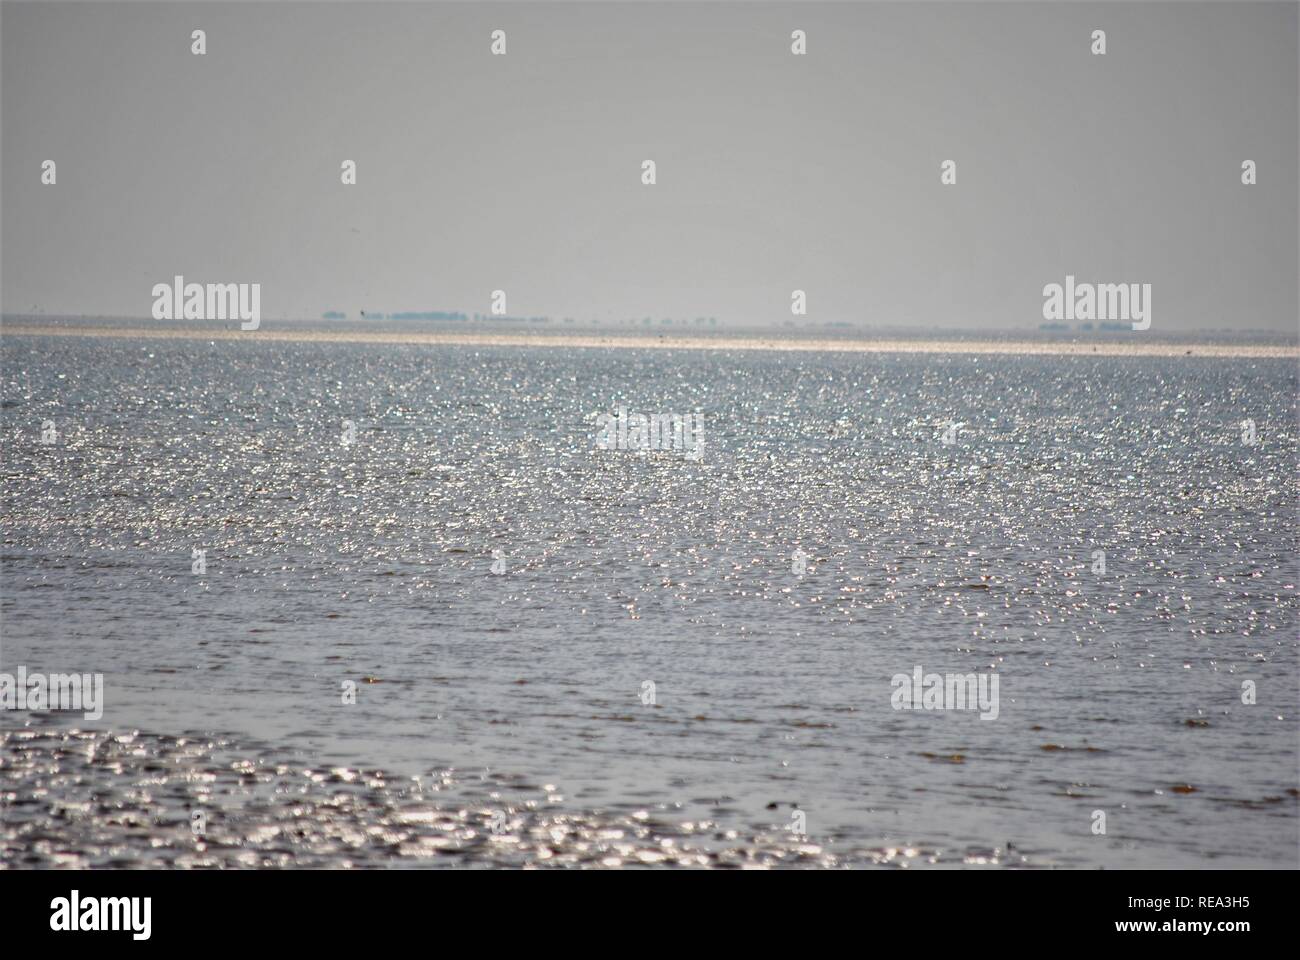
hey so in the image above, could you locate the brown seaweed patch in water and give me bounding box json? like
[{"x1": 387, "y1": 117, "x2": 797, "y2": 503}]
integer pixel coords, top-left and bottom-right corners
[{"x1": 919, "y1": 752, "x2": 966, "y2": 764}]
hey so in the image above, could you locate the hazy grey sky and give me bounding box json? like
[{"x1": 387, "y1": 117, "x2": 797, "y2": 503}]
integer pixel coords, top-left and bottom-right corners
[{"x1": 2, "y1": 1, "x2": 1296, "y2": 331}]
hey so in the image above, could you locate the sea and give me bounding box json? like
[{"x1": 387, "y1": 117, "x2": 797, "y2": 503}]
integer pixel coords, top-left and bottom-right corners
[{"x1": 1, "y1": 320, "x2": 1296, "y2": 868}]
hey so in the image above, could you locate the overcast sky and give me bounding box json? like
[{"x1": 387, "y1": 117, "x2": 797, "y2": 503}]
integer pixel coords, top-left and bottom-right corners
[{"x1": 2, "y1": 1, "x2": 1296, "y2": 332}]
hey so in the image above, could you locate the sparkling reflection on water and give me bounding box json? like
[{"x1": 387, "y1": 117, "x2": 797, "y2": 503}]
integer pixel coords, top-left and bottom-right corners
[{"x1": 2, "y1": 333, "x2": 1296, "y2": 867}]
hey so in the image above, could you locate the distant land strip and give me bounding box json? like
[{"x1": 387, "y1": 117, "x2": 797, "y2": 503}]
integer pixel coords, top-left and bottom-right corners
[{"x1": 2, "y1": 323, "x2": 1296, "y2": 359}]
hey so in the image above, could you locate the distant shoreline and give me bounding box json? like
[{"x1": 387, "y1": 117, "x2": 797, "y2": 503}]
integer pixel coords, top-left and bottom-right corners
[{"x1": 2, "y1": 321, "x2": 1296, "y2": 359}]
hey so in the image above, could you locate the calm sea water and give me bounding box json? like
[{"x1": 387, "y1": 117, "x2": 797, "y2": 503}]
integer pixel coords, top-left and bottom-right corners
[{"x1": 2, "y1": 330, "x2": 1297, "y2": 868}]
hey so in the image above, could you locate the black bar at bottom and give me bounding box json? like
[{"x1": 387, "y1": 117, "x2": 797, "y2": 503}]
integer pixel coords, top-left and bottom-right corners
[{"x1": 0, "y1": 868, "x2": 1284, "y2": 946}]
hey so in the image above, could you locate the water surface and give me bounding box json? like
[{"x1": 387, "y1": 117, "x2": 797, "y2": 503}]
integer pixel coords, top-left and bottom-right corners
[{"x1": 2, "y1": 329, "x2": 1296, "y2": 867}]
